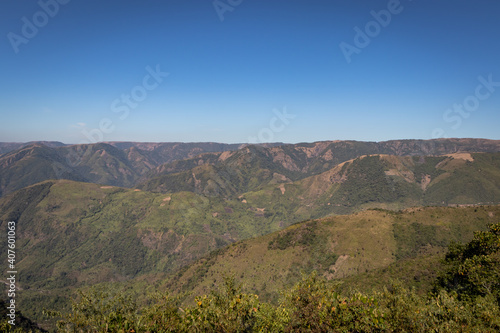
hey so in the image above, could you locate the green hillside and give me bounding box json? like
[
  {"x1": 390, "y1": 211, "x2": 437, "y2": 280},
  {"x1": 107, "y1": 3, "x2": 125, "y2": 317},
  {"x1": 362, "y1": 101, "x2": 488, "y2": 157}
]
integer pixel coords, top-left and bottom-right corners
[
  {"x1": 240, "y1": 153, "x2": 500, "y2": 220},
  {"x1": 0, "y1": 179, "x2": 293, "y2": 326},
  {"x1": 2, "y1": 152, "x2": 500, "y2": 326},
  {"x1": 138, "y1": 145, "x2": 307, "y2": 196},
  {"x1": 0, "y1": 299, "x2": 46, "y2": 332},
  {"x1": 138, "y1": 140, "x2": 500, "y2": 197},
  {"x1": 0, "y1": 179, "x2": 287, "y2": 281},
  {"x1": 29, "y1": 217, "x2": 499, "y2": 332},
  {"x1": 163, "y1": 206, "x2": 499, "y2": 305}
]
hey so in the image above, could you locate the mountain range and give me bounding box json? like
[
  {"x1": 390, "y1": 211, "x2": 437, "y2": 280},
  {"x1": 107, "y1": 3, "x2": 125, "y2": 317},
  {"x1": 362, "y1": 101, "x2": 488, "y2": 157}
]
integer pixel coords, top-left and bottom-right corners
[
  {"x1": 1, "y1": 138, "x2": 500, "y2": 198},
  {"x1": 0, "y1": 141, "x2": 249, "y2": 197},
  {"x1": 1, "y1": 138, "x2": 500, "y2": 330}
]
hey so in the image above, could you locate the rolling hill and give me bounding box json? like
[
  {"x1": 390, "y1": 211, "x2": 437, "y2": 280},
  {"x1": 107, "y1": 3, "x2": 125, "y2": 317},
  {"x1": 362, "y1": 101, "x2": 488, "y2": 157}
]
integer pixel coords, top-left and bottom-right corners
[
  {"x1": 163, "y1": 205, "x2": 500, "y2": 305},
  {"x1": 0, "y1": 141, "x2": 66, "y2": 156},
  {"x1": 0, "y1": 144, "x2": 86, "y2": 197},
  {"x1": 243, "y1": 152, "x2": 500, "y2": 218},
  {"x1": 141, "y1": 152, "x2": 500, "y2": 220}
]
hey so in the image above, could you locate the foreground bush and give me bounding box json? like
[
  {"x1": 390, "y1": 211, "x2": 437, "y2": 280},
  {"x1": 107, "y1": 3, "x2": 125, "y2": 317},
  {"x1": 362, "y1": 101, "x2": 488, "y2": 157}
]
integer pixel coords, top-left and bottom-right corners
[
  {"x1": 44, "y1": 287, "x2": 139, "y2": 332},
  {"x1": 43, "y1": 275, "x2": 500, "y2": 333},
  {"x1": 281, "y1": 272, "x2": 385, "y2": 332}
]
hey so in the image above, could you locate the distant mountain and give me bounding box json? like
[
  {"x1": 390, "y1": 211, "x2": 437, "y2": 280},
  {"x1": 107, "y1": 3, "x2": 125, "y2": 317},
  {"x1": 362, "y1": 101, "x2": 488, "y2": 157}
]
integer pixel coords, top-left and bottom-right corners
[
  {"x1": 0, "y1": 142, "x2": 258, "y2": 197},
  {"x1": 259, "y1": 152, "x2": 500, "y2": 217},
  {"x1": 0, "y1": 142, "x2": 24, "y2": 156},
  {"x1": 1, "y1": 138, "x2": 499, "y2": 198},
  {"x1": 138, "y1": 145, "x2": 307, "y2": 197},
  {"x1": 0, "y1": 141, "x2": 65, "y2": 156},
  {"x1": 139, "y1": 140, "x2": 500, "y2": 204},
  {"x1": 106, "y1": 141, "x2": 245, "y2": 162},
  {"x1": 0, "y1": 144, "x2": 86, "y2": 197},
  {"x1": 2, "y1": 153, "x2": 500, "y2": 296},
  {"x1": 1, "y1": 138, "x2": 500, "y2": 329}
]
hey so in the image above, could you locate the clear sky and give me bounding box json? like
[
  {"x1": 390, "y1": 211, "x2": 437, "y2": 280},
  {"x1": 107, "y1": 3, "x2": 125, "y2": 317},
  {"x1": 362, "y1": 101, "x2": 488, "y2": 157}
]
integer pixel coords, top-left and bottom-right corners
[{"x1": 1, "y1": 0, "x2": 499, "y2": 144}]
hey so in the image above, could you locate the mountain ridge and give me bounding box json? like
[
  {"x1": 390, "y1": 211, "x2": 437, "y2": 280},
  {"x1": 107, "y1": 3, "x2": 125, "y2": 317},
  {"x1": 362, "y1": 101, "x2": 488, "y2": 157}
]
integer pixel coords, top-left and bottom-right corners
[{"x1": 2, "y1": 138, "x2": 500, "y2": 199}]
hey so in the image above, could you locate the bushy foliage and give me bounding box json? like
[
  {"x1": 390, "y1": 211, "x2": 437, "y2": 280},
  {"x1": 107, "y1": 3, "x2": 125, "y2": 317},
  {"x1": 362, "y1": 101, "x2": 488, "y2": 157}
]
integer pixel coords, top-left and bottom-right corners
[
  {"x1": 46, "y1": 274, "x2": 500, "y2": 332},
  {"x1": 44, "y1": 287, "x2": 140, "y2": 332},
  {"x1": 435, "y1": 223, "x2": 500, "y2": 303},
  {"x1": 281, "y1": 272, "x2": 385, "y2": 332},
  {"x1": 181, "y1": 276, "x2": 262, "y2": 332},
  {"x1": 268, "y1": 223, "x2": 316, "y2": 250},
  {"x1": 138, "y1": 292, "x2": 182, "y2": 332},
  {"x1": 393, "y1": 222, "x2": 446, "y2": 260},
  {"x1": 45, "y1": 224, "x2": 500, "y2": 332}
]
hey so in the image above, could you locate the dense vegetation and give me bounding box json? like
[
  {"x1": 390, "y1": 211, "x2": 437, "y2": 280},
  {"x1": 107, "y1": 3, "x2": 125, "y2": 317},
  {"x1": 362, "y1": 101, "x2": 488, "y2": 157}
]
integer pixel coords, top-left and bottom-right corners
[
  {"x1": 1, "y1": 222, "x2": 496, "y2": 332},
  {"x1": 0, "y1": 299, "x2": 46, "y2": 332},
  {"x1": 164, "y1": 206, "x2": 498, "y2": 306},
  {"x1": 1, "y1": 186, "x2": 498, "y2": 329}
]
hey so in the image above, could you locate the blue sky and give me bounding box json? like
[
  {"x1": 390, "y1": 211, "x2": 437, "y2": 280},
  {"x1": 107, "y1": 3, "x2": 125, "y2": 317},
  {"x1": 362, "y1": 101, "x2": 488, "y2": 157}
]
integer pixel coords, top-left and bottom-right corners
[{"x1": 1, "y1": 0, "x2": 499, "y2": 144}]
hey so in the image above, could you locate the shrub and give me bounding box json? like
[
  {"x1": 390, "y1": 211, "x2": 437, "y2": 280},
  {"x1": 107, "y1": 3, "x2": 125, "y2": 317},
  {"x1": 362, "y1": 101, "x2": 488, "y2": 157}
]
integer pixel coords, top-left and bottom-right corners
[{"x1": 45, "y1": 287, "x2": 139, "y2": 332}]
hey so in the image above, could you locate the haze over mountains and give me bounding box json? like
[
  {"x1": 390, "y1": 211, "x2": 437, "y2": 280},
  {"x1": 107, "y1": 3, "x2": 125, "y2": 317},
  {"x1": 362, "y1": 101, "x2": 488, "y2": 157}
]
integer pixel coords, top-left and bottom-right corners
[{"x1": 1, "y1": 138, "x2": 500, "y2": 329}]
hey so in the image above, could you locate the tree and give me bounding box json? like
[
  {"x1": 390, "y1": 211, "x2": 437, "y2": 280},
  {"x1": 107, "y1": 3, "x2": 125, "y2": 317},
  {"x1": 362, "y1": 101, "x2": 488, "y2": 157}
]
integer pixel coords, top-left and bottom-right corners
[{"x1": 435, "y1": 223, "x2": 500, "y2": 303}]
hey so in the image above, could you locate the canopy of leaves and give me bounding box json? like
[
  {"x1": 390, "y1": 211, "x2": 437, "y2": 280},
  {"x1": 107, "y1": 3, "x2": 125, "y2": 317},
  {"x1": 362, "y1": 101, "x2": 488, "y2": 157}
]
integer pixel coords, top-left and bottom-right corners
[{"x1": 435, "y1": 223, "x2": 500, "y2": 303}]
